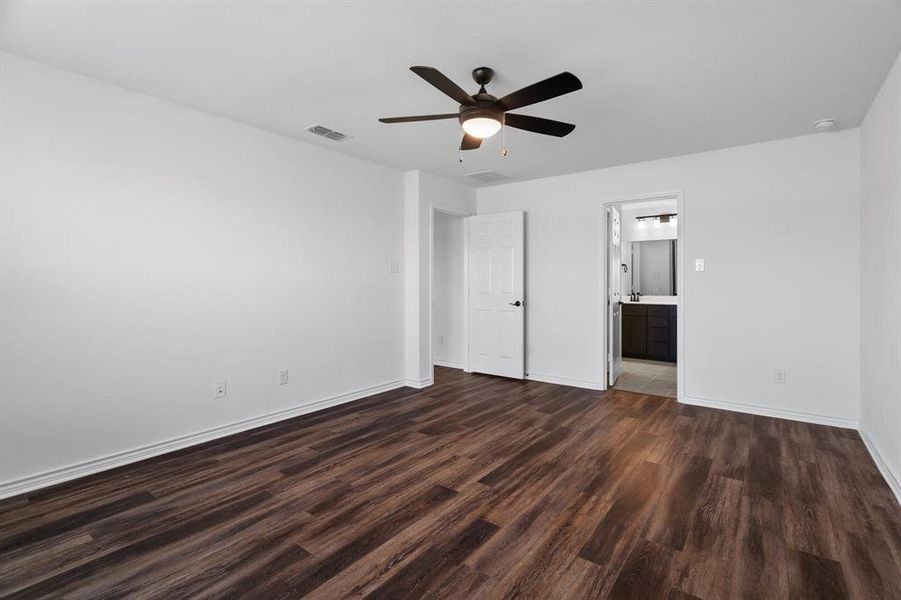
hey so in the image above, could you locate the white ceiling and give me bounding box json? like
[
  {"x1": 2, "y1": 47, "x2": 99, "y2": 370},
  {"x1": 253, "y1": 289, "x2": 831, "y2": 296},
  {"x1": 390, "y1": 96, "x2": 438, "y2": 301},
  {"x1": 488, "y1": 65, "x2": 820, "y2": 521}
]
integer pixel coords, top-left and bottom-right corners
[{"x1": 2, "y1": 1, "x2": 900, "y2": 187}]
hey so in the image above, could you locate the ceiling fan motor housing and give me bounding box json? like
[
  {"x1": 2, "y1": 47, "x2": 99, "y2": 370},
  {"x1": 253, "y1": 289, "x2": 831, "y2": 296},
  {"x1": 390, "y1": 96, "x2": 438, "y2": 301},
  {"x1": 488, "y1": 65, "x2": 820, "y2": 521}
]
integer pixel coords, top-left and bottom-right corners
[{"x1": 459, "y1": 103, "x2": 505, "y2": 127}]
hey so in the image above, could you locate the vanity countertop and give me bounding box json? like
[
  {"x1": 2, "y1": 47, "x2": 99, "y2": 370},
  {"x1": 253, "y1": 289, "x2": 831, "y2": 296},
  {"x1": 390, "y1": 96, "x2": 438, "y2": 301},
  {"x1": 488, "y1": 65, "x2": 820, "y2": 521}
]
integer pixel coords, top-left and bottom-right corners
[{"x1": 622, "y1": 296, "x2": 677, "y2": 305}]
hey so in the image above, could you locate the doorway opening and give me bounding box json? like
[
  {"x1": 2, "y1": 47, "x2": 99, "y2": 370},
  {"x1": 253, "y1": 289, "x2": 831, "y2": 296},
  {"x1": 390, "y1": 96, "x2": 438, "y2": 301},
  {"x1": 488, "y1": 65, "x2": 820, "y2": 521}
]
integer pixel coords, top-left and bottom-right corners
[
  {"x1": 432, "y1": 210, "x2": 467, "y2": 372},
  {"x1": 603, "y1": 192, "x2": 683, "y2": 399}
]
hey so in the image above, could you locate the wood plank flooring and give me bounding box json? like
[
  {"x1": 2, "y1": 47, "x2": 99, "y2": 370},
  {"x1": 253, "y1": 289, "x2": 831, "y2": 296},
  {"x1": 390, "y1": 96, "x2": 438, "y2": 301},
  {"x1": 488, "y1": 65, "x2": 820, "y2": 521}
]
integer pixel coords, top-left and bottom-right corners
[{"x1": 1, "y1": 367, "x2": 899, "y2": 599}]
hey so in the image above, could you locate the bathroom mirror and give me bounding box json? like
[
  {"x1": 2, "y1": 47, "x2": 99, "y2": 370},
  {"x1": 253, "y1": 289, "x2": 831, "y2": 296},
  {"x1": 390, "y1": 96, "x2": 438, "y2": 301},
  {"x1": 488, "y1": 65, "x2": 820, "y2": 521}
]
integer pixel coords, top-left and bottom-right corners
[{"x1": 623, "y1": 239, "x2": 677, "y2": 296}]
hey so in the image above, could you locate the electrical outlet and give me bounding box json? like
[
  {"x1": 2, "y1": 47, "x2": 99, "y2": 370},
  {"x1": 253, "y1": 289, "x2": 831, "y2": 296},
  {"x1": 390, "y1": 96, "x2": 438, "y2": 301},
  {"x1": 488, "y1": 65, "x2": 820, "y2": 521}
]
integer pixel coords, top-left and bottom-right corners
[
  {"x1": 278, "y1": 368, "x2": 289, "y2": 386},
  {"x1": 214, "y1": 379, "x2": 227, "y2": 398},
  {"x1": 774, "y1": 369, "x2": 786, "y2": 384},
  {"x1": 695, "y1": 258, "x2": 706, "y2": 272},
  {"x1": 389, "y1": 259, "x2": 400, "y2": 274}
]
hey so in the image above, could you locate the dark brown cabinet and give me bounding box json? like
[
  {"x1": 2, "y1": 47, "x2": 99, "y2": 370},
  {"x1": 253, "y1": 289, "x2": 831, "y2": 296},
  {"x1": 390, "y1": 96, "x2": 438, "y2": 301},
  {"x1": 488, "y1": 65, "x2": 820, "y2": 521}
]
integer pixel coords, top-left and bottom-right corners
[{"x1": 621, "y1": 303, "x2": 677, "y2": 363}]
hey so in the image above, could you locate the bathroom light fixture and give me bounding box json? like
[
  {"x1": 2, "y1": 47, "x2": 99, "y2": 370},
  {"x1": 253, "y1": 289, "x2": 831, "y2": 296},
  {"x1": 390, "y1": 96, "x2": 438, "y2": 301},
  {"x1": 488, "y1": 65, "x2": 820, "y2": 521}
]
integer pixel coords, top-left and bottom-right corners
[{"x1": 636, "y1": 213, "x2": 677, "y2": 224}]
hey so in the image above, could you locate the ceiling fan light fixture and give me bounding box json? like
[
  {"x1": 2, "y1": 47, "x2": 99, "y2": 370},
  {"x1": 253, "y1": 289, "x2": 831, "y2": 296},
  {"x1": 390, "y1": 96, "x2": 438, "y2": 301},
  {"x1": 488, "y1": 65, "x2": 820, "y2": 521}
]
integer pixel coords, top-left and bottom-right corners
[
  {"x1": 461, "y1": 116, "x2": 502, "y2": 139},
  {"x1": 379, "y1": 65, "x2": 581, "y2": 151}
]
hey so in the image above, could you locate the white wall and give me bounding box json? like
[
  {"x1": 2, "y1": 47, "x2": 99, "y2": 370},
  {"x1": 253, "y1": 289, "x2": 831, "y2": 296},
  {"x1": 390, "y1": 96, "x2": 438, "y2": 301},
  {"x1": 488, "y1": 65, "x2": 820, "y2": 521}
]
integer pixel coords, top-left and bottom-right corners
[
  {"x1": 860, "y1": 51, "x2": 901, "y2": 502},
  {"x1": 432, "y1": 212, "x2": 465, "y2": 368},
  {"x1": 0, "y1": 53, "x2": 406, "y2": 495},
  {"x1": 478, "y1": 130, "x2": 861, "y2": 425},
  {"x1": 403, "y1": 170, "x2": 475, "y2": 386}
]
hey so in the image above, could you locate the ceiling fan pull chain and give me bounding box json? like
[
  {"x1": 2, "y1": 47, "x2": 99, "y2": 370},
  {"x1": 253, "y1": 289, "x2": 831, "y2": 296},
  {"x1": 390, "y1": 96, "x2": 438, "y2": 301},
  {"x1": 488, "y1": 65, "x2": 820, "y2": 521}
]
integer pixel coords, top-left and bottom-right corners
[
  {"x1": 502, "y1": 123, "x2": 508, "y2": 157},
  {"x1": 458, "y1": 153, "x2": 463, "y2": 164}
]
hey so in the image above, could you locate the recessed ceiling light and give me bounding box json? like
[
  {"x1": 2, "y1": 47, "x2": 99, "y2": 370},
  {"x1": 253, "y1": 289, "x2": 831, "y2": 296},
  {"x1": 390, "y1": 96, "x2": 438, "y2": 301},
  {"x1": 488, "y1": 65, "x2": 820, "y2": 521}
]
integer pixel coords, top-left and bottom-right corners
[{"x1": 813, "y1": 118, "x2": 836, "y2": 132}]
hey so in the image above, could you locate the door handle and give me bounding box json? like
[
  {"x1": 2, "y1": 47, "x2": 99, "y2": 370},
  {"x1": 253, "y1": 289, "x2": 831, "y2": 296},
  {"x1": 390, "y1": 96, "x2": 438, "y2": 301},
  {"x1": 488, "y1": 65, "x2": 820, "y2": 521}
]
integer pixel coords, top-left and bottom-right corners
[{"x1": 509, "y1": 300, "x2": 522, "y2": 307}]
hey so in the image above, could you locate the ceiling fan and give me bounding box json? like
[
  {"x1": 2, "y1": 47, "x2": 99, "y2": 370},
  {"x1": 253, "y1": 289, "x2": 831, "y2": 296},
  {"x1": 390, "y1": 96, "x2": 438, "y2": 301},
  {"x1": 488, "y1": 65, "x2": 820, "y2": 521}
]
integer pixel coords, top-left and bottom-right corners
[{"x1": 379, "y1": 66, "x2": 582, "y2": 151}]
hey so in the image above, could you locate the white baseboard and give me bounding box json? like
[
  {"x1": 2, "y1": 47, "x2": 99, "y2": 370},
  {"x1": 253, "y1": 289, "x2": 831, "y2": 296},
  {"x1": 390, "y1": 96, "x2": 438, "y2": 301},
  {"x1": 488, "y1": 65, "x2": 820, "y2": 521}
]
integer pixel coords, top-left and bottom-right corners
[
  {"x1": 859, "y1": 428, "x2": 901, "y2": 507},
  {"x1": 680, "y1": 395, "x2": 859, "y2": 429},
  {"x1": 433, "y1": 359, "x2": 463, "y2": 370},
  {"x1": 0, "y1": 379, "x2": 405, "y2": 500},
  {"x1": 526, "y1": 372, "x2": 603, "y2": 391},
  {"x1": 405, "y1": 377, "x2": 433, "y2": 389}
]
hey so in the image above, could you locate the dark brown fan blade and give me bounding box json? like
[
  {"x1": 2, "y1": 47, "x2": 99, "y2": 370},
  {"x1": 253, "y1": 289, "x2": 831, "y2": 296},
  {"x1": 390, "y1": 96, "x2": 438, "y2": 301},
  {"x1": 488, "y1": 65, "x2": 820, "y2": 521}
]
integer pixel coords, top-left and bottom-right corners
[
  {"x1": 461, "y1": 133, "x2": 482, "y2": 150},
  {"x1": 379, "y1": 113, "x2": 459, "y2": 123},
  {"x1": 504, "y1": 113, "x2": 576, "y2": 137},
  {"x1": 497, "y1": 72, "x2": 582, "y2": 111},
  {"x1": 410, "y1": 66, "x2": 476, "y2": 106}
]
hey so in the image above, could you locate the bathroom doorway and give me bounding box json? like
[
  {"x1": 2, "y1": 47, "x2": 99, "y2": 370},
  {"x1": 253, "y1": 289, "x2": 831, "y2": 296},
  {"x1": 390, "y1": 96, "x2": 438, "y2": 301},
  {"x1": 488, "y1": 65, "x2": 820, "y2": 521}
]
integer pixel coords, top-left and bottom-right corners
[{"x1": 602, "y1": 192, "x2": 683, "y2": 399}]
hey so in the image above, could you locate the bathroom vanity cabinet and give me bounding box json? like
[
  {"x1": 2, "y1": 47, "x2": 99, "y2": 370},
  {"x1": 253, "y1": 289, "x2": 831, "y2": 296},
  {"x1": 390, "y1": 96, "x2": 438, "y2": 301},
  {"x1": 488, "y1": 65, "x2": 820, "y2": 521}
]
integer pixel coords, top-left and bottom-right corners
[{"x1": 622, "y1": 303, "x2": 677, "y2": 363}]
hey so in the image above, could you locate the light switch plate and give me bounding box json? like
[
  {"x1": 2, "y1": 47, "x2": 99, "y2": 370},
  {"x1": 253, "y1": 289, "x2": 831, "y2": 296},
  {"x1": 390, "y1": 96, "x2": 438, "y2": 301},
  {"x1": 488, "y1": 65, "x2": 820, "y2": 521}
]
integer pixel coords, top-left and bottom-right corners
[
  {"x1": 695, "y1": 258, "x2": 705, "y2": 272},
  {"x1": 278, "y1": 368, "x2": 289, "y2": 386},
  {"x1": 214, "y1": 380, "x2": 227, "y2": 399}
]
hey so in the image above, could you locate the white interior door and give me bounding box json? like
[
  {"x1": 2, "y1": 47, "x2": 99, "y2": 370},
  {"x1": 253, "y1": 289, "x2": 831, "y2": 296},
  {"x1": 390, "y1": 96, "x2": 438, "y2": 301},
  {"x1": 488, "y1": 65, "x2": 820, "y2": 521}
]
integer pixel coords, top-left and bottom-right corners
[
  {"x1": 608, "y1": 206, "x2": 624, "y2": 385},
  {"x1": 467, "y1": 211, "x2": 524, "y2": 379}
]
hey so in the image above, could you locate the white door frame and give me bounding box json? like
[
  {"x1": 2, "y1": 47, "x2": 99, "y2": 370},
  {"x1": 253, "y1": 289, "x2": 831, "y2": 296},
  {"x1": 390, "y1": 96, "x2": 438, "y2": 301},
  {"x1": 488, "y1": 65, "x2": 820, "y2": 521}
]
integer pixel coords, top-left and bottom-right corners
[
  {"x1": 599, "y1": 190, "x2": 685, "y2": 401},
  {"x1": 429, "y1": 203, "x2": 474, "y2": 383}
]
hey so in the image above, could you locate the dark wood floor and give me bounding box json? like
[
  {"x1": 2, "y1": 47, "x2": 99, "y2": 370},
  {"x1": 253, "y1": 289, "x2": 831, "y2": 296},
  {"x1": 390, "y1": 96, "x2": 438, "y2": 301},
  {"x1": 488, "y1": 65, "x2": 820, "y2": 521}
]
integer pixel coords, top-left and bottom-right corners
[{"x1": 1, "y1": 368, "x2": 899, "y2": 599}]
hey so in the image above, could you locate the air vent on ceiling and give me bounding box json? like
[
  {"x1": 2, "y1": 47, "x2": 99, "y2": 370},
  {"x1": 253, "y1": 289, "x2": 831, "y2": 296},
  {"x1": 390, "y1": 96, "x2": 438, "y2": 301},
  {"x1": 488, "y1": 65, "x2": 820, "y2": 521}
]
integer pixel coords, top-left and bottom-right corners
[
  {"x1": 467, "y1": 170, "x2": 510, "y2": 183},
  {"x1": 305, "y1": 124, "x2": 351, "y2": 142}
]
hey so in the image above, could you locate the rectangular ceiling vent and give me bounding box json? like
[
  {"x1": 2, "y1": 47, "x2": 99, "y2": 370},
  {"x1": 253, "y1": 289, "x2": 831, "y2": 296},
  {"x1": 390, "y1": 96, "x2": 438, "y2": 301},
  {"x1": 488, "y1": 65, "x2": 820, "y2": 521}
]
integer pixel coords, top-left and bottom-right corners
[
  {"x1": 305, "y1": 124, "x2": 351, "y2": 142},
  {"x1": 467, "y1": 170, "x2": 510, "y2": 183}
]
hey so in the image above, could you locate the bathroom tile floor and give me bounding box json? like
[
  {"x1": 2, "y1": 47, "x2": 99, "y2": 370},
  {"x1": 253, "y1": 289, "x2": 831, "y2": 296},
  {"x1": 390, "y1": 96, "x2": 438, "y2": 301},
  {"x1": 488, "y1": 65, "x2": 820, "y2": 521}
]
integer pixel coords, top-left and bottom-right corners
[{"x1": 612, "y1": 358, "x2": 677, "y2": 398}]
